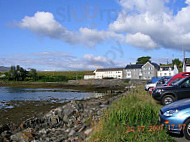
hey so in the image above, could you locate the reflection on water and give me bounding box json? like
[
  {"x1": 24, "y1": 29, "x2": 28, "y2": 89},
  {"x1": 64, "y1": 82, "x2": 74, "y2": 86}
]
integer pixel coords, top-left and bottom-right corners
[{"x1": 0, "y1": 87, "x2": 107, "y2": 109}]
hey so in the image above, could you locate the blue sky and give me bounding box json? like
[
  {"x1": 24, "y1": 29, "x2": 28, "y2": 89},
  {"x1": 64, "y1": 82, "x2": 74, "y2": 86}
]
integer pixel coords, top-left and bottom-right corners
[{"x1": 0, "y1": 0, "x2": 190, "y2": 71}]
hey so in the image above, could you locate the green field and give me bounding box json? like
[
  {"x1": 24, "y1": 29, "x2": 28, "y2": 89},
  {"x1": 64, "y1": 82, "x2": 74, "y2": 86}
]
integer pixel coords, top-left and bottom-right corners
[
  {"x1": 37, "y1": 71, "x2": 93, "y2": 82},
  {"x1": 0, "y1": 70, "x2": 93, "y2": 82},
  {"x1": 89, "y1": 86, "x2": 174, "y2": 142}
]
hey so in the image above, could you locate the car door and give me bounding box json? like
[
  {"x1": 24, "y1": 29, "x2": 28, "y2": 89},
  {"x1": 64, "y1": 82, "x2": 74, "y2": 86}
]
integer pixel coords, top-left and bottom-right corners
[{"x1": 177, "y1": 78, "x2": 190, "y2": 99}]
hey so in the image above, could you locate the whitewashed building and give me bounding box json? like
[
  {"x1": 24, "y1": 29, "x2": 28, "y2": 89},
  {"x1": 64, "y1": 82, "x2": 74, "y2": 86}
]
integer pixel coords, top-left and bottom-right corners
[
  {"x1": 94, "y1": 68, "x2": 125, "y2": 79},
  {"x1": 84, "y1": 73, "x2": 95, "y2": 80},
  {"x1": 157, "y1": 65, "x2": 178, "y2": 77},
  {"x1": 183, "y1": 58, "x2": 190, "y2": 72}
]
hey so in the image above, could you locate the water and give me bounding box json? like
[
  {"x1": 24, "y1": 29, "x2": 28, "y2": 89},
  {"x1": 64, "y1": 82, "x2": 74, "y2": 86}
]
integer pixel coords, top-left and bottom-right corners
[{"x1": 0, "y1": 87, "x2": 106, "y2": 109}]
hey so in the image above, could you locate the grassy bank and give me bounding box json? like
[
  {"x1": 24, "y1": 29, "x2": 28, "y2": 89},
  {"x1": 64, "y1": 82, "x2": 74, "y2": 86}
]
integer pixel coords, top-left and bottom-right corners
[{"x1": 89, "y1": 86, "x2": 174, "y2": 142}]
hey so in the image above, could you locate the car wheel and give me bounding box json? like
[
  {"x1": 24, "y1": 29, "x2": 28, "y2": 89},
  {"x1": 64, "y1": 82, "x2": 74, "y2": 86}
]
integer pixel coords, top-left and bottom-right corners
[
  {"x1": 183, "y1": 119, "x2": 190, "y2": 140},
  {"x1": 162, "y1": 95, "x2": 175, "y2": 105}
]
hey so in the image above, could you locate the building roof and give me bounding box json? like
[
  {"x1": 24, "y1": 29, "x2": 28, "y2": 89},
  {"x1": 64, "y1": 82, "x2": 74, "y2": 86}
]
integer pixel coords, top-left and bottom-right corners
[
  {"x1": 148, "y1": 62, "x2": 160, "y2": 70},
  {"x1": 125, "y1": 64, "x2": 143, "y2": 69},
  {"x1": 84, "y1": 73, "x2": 95, "y2": 75},
  {"x1": 95, "y1": 68, "x2": 124, "y2": 72},
  {"x1": 160, "y1": 66, "x2": 174, "y2": 71},
  {"x1": 185, "y1": 58, "x2": 190, "y2": 66}
]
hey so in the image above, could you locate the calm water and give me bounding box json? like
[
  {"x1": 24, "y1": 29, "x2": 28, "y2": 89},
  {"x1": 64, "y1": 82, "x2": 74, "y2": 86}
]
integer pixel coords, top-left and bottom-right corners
[{"x1": 0, "y1": 87, "x2": 105, "y2": 109}]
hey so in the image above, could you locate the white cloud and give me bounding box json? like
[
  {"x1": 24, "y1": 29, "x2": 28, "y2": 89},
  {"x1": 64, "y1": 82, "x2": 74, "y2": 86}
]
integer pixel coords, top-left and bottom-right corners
[
  {"x1": 18, "y1": 11, "x2": 123, "y2": 47},
  {"x1": 17, "y1": 1, "x2": 190, "y2": 51},
  {"x1": 126, "y1": 32, "x2": 158, "y2": 49},
  {"x1": 0, "y1": 52, "x2": 123, "y2": 71},
  {"x1": 110, "y1": 0, "x2": 190, "y2": 51}
]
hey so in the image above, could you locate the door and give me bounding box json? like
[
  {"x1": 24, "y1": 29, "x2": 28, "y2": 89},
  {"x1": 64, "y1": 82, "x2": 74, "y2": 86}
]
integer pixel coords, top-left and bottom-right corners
[{"x1": 177, "y1": 78, "x2": 190, "y2": 99}]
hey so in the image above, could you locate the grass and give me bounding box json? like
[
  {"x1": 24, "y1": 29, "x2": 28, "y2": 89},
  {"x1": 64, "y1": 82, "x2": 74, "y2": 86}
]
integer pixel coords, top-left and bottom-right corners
[
  {"x1": 36, "y1": 71, "x2": 93, "y2": 82},
  {"x1": 89, "y1": 86, "x2": 174, "y2": 142},
  {"x1": 37, "y1": 71, "x2": 92, "y2": 78},
  {"x1": 0, "y1": 71, "x2": 93, "y2": 82}
]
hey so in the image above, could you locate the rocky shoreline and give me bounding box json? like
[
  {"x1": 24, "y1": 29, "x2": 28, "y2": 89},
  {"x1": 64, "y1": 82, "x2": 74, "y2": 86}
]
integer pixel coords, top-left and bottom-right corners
[{"x1": 0, "y1": 93, "x2": 123, "y2": 142}]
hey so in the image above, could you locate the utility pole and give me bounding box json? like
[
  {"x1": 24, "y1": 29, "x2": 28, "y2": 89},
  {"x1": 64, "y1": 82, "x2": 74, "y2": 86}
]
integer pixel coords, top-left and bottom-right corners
[{"x1": 183, "y1": 49, "x2": 186, "y2": 72}]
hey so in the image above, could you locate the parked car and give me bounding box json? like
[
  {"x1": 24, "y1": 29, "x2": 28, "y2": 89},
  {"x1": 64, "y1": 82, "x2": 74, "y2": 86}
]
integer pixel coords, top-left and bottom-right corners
[
  {"x1": 152, "y1": 76, "x2": 190, "y2": 105},
  {"x1": 164, "y1": 72, "x2": 190, "y2": 86},
  {"x1": 159, "y1": 99, "x2": 190, "y2": 140},
  {"x1": 145, "y1": 77, "x2": 170, "y2": 91},
  {"x1": 149, "y1": 72, "x2": 190, "y2": 94}
]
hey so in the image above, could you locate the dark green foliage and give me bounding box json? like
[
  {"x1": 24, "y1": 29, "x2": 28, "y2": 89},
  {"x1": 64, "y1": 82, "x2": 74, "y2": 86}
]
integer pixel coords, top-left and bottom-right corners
[
  {"x1": 136, "y1": 56, "x2": 151, "y2": 64},
  {"x1": 8, "y1": 65, "x2": 28, "y2": 81},
  {"x1": 37, "y1": 75, "x2": 68, "y2": 82},
  {"x1": 172, "y1": 58, "x2": 182, "y2": 68},
  {"x1": 7, "y1": 65, "x2": 38, "y2": 81},
  {"x1": 2, "y1": 67, "x2": 92, "y2": 82}
]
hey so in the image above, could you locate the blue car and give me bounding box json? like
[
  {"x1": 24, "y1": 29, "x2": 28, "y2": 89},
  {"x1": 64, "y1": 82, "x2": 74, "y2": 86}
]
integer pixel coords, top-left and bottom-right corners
[{"x1": 159, "y1": 99, "x2": 190, "y2": 140}]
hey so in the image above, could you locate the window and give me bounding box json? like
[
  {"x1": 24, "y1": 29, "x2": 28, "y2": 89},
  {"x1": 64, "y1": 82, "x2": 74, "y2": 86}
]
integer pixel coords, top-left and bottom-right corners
[
  {"x1": 171, "y1": 78, "x2": 181, "y2": 85},
  {"x1": 181, "y1": 79, "x2": 190, "y2": 88}
]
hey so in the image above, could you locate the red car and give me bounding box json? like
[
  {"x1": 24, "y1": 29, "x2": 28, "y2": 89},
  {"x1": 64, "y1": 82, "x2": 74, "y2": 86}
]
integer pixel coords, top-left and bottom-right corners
[{"x1": 149, "y1": 72, "x2": 190, "y2": 94}]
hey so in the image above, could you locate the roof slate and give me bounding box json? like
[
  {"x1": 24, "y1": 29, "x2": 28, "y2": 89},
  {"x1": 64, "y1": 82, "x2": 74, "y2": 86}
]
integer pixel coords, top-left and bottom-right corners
[
  {"x1": 96, "y1": 68, "x2": 124, "y2": 72},
  {"x1": 125, "y1": 64, "x2": 143, "y2": 69}
]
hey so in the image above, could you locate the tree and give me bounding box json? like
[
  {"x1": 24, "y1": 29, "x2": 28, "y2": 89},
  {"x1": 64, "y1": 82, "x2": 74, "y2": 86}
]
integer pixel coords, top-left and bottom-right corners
[
  {"x1": 8, "y1": 65, "x2": 28, "y2": 81},
  {"x1": 8, "y1": 66, "x2": 17, "y2": 80},
  {"x1": 172, "y1": 58, "x2": 182, "y2": 67},
  {"x1": 29, "y1": 68, "x2": 37, "y2": 81},
  {"x1": 136, "y1": 56, "x2": 151, "y2": 64}
]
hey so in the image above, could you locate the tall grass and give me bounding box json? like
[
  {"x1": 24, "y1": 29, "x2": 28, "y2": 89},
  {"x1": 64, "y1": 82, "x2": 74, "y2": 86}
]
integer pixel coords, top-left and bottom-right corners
[{"x1": 90, "y1": 86, "x2": 174, "y2": 142}]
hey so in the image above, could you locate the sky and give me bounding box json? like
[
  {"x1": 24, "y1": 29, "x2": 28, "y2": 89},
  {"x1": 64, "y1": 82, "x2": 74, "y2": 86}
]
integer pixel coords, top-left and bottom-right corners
[{"x1": 0, "y1": 0, "x2": 190, "y2": 71}]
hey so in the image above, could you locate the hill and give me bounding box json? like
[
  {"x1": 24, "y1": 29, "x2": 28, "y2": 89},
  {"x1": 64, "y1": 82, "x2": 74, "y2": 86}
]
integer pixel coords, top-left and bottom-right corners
[{"x1": 0, "y1": 66, "x2": 10, "y2": 72}]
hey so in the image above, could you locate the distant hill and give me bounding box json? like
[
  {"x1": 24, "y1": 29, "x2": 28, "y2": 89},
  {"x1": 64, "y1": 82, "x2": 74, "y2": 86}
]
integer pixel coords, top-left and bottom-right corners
[{"x1": 0, "y1": 66, "x2": 10, "y2": 72}]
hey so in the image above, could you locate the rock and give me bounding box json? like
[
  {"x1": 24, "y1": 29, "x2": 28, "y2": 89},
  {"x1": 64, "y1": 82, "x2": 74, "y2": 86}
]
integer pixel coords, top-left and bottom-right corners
[
  {"x1": 68, "y1": 129, "x2": 76, "y2": 136},
  {"x1": 84, "y1": 128, "x2": 93, "y2": 136},
  {"x1": 11, "y1": 128, "x2": 36, "y2": 142},
  {"x1": 78, "y1": 125, "x2": 86, "y2": 132},
  {"x1": 0, "y1": 124, "x2": 10, "y2": 134},
  {"x1": 39, "y1": 128, "x2": 46, "y2": 134},
  {"x1": 50, "y1": 115, "x2": 59, "y2": 126},
  {"x1": 63, "y1": 104, "x2": 75, "y2": 117},
  {"x1": 11, "y1": 132, "x2": 26, "y2": 142}
]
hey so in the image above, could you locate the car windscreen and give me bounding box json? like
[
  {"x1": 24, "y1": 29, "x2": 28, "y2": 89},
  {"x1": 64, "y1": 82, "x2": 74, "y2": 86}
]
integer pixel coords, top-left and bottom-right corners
[{"x1": 164, "y1": 77, "x2": 173, "y2": 85}]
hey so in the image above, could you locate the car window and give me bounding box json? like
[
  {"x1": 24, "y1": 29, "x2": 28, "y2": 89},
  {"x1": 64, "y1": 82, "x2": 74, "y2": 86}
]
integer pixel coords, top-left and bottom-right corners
[
  {"x1": 165, "y1": 77, "x2": 173, "y2": 85},
  {"x1": 181, "y1": 78, "x2": 190, "y2": 88},
  {"x1": 171, "y1": 78, "x2": 181, "y2": 86},
  {"x1": 174, "y1": 77, "x2": 189, "y2": 86}
]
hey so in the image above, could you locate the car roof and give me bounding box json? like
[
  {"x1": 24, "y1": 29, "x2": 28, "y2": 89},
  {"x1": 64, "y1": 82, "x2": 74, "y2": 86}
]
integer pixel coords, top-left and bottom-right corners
[{"x1": 173, "y1": 72, "x2": 190, "y2": 78}]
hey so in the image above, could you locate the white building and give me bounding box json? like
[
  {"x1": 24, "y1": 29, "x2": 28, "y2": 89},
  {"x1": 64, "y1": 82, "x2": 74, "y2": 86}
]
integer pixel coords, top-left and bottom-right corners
[
  {"x1": 183, "y1": 58, "x2": 190, "y2": 72},
  {"x1": 94, "y1": 68, "x2": 124, "y2": 79},
  {"x1": 157, "y1": 65, "x2": 178, "y2": 77},
  {"x1": 84, "y1": 73, "x2": 95, "y2": 80}
]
